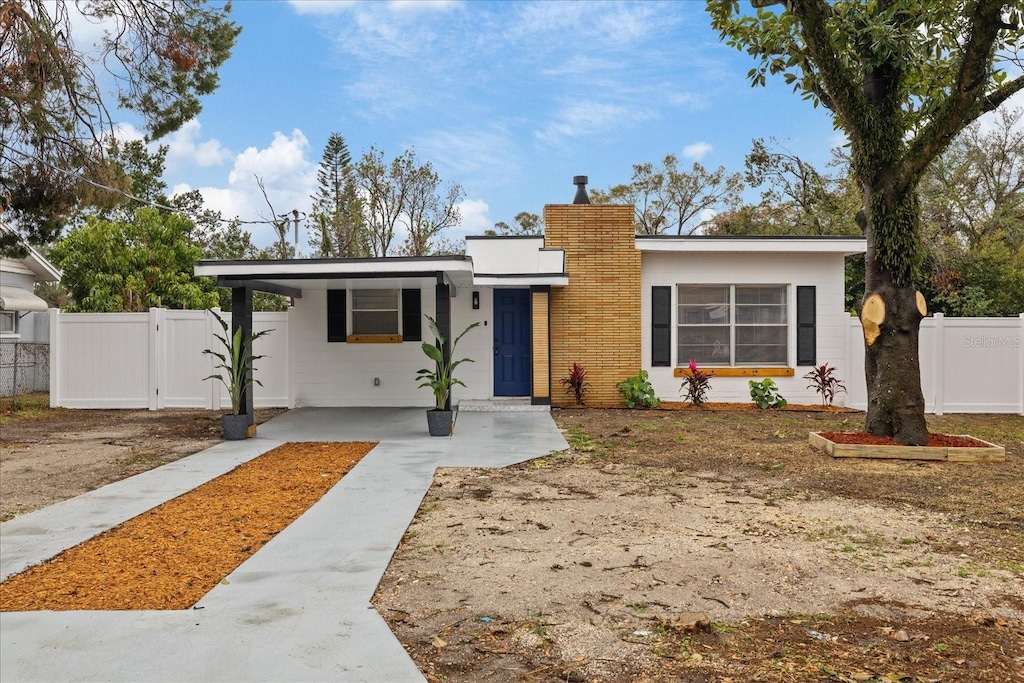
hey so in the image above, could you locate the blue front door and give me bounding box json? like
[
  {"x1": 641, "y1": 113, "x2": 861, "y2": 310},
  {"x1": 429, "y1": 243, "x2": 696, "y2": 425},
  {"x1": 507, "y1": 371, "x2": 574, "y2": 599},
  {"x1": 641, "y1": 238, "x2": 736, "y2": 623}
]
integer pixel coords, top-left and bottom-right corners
[{"x1": 493, "y1": 289, "x2": 531, "y2": 396}]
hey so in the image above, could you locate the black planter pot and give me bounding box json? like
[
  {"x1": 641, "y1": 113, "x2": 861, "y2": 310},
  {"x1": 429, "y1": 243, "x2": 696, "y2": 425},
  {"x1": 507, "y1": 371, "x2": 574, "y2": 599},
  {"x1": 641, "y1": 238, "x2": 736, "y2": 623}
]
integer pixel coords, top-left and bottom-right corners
[
  {"x1": 426, "y1": 409, "x2": 453, "y2": 437},
  {"x1": 222, "y1": 413, "x2": 250, "y2": 440}
]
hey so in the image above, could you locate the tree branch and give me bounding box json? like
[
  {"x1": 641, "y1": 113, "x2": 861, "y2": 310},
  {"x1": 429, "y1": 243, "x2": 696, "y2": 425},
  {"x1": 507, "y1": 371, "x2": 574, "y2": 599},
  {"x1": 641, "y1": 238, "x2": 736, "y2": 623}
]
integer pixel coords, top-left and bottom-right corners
[
  {"x1": 981, "y1": 74, "x2": 1024, "y2": 113},
  {"x1": 900, "y1": 0, "x2": 1009, "y2": 187},
  {"x1": 789, "y1": 0, "x2": 869, "y2": 135}
]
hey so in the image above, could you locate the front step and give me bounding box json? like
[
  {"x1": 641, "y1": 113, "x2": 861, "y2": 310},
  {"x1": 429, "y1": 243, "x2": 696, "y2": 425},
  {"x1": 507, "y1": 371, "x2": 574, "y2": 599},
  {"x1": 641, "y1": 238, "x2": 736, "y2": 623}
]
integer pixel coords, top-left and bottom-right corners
[{"x1": 458, "y1": 398, "x2": 549, "y2": 412}]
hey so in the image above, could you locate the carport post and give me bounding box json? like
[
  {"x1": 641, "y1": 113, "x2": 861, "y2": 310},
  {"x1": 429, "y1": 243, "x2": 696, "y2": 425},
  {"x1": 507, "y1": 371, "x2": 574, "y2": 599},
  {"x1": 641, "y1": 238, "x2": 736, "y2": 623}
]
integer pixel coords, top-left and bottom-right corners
[
  {"x1": 435, "y1": 276, "x2": 452, "y2": 411},
  {"x1": 231, "y1": 285, "x2": 254, "y2": 427}
]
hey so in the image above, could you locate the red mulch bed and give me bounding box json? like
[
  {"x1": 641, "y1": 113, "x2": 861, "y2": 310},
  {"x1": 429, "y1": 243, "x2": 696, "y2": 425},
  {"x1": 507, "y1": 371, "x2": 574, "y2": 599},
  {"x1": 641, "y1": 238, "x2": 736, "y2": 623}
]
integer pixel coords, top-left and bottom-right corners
[
  {"x1": 818, "y1": 431, "x2": 990, "y2": 448},
  {"x1": 660, "y1": 401, "x2": 858, "y2": 413}
]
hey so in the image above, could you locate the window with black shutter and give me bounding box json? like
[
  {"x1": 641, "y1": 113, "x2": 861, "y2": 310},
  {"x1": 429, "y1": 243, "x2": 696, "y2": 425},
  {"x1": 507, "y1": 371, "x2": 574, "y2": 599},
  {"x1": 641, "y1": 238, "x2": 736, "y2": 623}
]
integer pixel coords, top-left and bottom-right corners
[
  {"x1": 651, "y1": 286, "x2": 671, "y2": 366},
  {"x1": 796, "y1": 286, "x2": 816, "y2": 366},
  {"x1": 327, "y1": 289, "x2": 346, "y2": 342},
  {"x1": 402, "y1": 288, "x2": 422, "y2": 341}
]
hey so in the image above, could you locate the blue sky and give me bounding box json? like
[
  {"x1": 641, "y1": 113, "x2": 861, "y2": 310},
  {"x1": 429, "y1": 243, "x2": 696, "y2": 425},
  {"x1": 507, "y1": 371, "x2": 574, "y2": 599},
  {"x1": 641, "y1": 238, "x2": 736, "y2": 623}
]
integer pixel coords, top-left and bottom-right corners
[{"x1": 138, "y1": 0, "x2": 1013, "y2": 252}]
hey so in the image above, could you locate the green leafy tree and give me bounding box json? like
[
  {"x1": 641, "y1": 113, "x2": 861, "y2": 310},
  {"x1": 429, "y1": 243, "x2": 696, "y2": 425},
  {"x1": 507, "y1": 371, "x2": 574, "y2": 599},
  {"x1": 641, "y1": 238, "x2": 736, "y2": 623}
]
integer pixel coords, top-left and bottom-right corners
[
  {"x1": 51, "y1": 207, "x2": 219, "y2": 312},
  {"x1": 709, "y1": 0, "x2": 1023, "y2": 444},
  {"x1": 488, "y1": 211, "x2": 544, "y2": 236},
  {"x1": 918, "y1": 107, "x2": 1024, "y2": 315},
  {"x1": 591, "y1": 154, "x2": 744, "y2": 235},
  {"x1": 309, "y1": 132, "x2": 366, "y2": 258},
  {"x1": 0, "y1": 0, "x2": 240, "y2": 254},
  {"x1": 200, "y1": 220, "x2": 290, "y2": 312},
  {"x1": 919, "y1": 107, "x2": 1024, "y2": 250}
]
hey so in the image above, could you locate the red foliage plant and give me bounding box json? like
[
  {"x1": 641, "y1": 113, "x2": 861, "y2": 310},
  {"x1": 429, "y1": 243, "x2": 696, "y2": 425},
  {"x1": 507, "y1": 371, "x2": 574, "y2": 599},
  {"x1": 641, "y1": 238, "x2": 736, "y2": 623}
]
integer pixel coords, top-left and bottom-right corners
[{"x1": 561, "y1": 363, "x2": 589, "y2": 405}]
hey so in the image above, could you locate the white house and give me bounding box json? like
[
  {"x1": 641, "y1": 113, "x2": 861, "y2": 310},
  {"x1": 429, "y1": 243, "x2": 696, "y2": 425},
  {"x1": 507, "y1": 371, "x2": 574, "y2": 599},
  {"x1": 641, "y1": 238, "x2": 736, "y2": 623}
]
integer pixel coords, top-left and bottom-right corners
[
  {"x1": 194, "y1": 180, "x2": 865, "y2": 416},
  {"x1": 0, "y1": 223, "x2": 61, "y2": 342}
]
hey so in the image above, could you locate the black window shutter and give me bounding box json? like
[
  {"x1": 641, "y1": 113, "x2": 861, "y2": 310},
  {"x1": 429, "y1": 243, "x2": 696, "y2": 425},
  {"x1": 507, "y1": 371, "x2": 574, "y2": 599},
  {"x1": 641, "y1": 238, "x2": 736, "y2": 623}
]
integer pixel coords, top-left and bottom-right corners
[
  {"x1": 402, "y1": 288, "x2": 422, "y2": 341},
  {"x1": 796, "y1": 286, "x2": 816, "y2": 366},
  {"x1": 327, "y1": 289, "x2": 346, "y2": 342},
  {"x1": 651, "y1": 286, "x2": 671, "y2": 367}
]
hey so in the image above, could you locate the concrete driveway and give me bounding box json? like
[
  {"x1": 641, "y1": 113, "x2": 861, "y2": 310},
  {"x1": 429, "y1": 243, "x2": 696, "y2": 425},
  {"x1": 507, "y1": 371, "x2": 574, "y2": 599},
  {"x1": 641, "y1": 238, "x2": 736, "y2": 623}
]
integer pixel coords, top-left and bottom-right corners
[{"x1": 0, "y1": 408, "x2": 568, "y2": 682}]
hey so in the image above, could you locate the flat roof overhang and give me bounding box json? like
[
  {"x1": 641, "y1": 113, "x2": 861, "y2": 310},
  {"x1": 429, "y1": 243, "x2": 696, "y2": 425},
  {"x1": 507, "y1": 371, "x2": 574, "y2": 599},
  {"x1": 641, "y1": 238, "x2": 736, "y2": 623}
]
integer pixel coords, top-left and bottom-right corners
[
  {"x1": 472, "y1": 273, "x2": 569, "y2": 287},
  {"x1": 636, "y1": 235, "x2": 867, "y2": 256},
  {"x1": 194, "y1": 257, "x2": 477, "y2": 297}
]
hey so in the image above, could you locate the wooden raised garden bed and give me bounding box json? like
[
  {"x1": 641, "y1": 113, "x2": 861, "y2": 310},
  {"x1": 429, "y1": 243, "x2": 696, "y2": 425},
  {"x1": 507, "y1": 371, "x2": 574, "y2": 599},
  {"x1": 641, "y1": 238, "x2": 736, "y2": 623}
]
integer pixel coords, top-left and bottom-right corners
[{"x1": 809, "y1": 431, "x2": 1006, "y2": 462}]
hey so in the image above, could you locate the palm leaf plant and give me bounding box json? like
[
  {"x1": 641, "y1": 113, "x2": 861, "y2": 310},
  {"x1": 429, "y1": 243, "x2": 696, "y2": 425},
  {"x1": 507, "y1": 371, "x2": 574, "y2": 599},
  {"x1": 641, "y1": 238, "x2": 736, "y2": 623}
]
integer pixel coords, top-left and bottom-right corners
[
  {"x1": 416, "y1": 315, "x2": 481, "y2": 410},
  {"x1": 202, "y1": 310, "x2": 273, "y2": 415}
]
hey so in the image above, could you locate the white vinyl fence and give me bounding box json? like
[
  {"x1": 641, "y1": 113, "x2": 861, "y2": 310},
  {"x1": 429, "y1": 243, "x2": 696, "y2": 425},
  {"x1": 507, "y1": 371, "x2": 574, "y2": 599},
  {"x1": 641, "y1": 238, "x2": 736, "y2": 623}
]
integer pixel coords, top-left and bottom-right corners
[
  {"x1": 845, "y1": 313, "x2": 1024, "y2": 415},
  {"x1": 49, "y1": 308, "x2": 288, "y2": 410},
  {"x1": 48, "y1": 308, "x2": 1023, "y2": 414}
]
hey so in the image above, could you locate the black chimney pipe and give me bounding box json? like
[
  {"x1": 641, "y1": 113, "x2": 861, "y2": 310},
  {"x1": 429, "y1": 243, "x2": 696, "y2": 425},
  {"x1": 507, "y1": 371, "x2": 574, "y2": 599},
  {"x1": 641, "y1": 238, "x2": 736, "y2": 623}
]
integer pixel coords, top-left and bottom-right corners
[{"x1": 572, "y1": 175, "x2": 590, "y2": 204}]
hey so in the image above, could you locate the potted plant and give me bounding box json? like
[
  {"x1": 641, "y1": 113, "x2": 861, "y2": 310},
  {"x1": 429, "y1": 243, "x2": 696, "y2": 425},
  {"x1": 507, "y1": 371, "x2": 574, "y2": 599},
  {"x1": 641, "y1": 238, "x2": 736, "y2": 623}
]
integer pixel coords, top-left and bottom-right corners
[
  {"x1": 416, "y1": 315, "x2": 480, "y2": 436},
  {"x1": 202, "y1": 310, "x2": 273, "y2": 440}
]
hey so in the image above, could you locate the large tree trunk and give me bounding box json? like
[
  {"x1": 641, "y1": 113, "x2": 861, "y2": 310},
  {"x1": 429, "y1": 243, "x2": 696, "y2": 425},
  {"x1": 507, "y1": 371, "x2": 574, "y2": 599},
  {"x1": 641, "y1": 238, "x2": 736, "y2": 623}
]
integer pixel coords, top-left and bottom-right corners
[
  {"x1": 862, "y1": 285, "x2": 928, "y2": 444},
  {"x1": 861, "y1": 182, "x2": 929, "y2": 445}
]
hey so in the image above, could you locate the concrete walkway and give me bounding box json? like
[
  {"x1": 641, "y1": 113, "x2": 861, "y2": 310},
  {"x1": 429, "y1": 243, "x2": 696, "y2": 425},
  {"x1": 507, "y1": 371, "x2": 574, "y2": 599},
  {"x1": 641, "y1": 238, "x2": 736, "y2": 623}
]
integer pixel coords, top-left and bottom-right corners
[{"x1": 0, "y1": 408, "x2": 568, "y2": 682}]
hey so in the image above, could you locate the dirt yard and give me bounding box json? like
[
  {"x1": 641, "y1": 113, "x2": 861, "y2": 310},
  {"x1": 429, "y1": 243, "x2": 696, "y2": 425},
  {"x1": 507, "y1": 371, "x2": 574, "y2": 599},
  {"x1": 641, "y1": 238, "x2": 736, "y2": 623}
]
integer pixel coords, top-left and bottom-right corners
[
  {"x1": 1, "y1": 396, "x2": 1022, "y2": 681},
  {"x1": 372, "y1": 408, "x2": 1024, "y2": 683},
  {"x1": 0, "y1": 393, "x2": 285, "y2": 521}
]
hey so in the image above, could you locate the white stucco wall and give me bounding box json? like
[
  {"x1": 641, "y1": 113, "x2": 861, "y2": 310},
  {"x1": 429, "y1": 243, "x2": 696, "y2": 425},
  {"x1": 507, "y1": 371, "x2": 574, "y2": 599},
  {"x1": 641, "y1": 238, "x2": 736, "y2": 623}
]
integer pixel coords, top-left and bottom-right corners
[
  {"x1": 466, "y1": 237, "x2": 563, "y2": 275},
  {"x1": 288, "y1": 283, "x2": 493, "y2": 407},
  {"x1": 641, "y1": 251, "x2": 852, "y2": 405}
]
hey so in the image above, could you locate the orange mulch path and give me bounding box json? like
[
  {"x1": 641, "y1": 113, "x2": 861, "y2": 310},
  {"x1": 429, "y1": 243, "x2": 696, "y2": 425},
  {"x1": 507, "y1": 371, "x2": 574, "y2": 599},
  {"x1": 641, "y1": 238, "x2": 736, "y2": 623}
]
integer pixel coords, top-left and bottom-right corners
[
  {"x1": 818, "y1": 431, "x2": 988, "y2": 448},
  {"x1": 0, "y1": 441, "x2": 375, "y2": 612}
]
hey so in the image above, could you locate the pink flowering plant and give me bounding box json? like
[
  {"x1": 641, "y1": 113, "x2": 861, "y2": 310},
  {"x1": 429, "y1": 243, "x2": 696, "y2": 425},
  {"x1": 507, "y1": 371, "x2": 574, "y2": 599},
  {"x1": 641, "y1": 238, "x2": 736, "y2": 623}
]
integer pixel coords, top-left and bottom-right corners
[{"x1": 679, "y1": 359, "x2": 712, "y2": 406}]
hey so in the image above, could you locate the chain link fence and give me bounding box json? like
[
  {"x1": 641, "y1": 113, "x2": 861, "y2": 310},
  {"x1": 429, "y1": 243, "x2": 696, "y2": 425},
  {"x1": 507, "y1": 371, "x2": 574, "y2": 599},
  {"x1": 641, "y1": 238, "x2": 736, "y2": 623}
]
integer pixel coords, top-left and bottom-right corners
[{"x1": 0, "y1": 340, "x2": 50, "y2": 399}]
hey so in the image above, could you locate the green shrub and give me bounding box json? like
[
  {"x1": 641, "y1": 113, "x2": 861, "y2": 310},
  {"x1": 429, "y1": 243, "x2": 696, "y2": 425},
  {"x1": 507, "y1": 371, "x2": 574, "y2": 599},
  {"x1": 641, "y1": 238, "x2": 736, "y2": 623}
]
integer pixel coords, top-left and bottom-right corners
[
  {"x1": 618, "y1": 370, "x2": 660, "y2": 409},
  {"x1": 749, "y1": 378, "x2": 787, "y2": 409}
]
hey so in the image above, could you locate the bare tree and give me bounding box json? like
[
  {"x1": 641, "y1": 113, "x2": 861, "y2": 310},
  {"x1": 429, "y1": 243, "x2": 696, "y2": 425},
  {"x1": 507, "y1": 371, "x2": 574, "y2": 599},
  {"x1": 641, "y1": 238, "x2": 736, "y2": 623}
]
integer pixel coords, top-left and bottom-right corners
[
  {"x1": 355, "y1": 147, "x2": 463, "y2": 257},
  {"x1": 591, "y1": 154, "x2": 744, "y2": 235}
]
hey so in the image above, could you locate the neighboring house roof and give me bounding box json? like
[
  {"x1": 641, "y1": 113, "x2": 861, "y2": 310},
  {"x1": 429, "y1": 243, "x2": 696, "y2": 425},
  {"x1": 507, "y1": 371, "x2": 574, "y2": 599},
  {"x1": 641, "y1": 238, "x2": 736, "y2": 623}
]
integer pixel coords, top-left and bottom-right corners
[{"x1": 0, "y1": 221, "x2": 62, "y2": 312}]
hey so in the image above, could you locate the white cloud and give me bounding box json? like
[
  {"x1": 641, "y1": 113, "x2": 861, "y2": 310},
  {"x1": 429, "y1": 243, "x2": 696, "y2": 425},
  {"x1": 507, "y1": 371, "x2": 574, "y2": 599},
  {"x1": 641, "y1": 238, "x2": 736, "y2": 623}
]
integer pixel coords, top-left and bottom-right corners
[
  {"x1": 111, "y1": 122, "x2": 146, "y2": 143},
  {"x1": 682, "y1": 142, "x2": 713, "y2": 161},
  {"x1": 172, "y1": 130, "x2": 318, "y2": 250},
  {"x1": 536, "y1": 100, "x2": 652, "y2": 145},
  {"x1": 229, "y1": 129, "x2": 314, "y2": 185},
  {"x1": 289, "y1": 0, "x2": 456, "y2": 16},
  {"x1": 456, "y1": 198, "x2": 491, "y2": 233},
  {"x1": 387, "y1": 0, "x2": 461, "y2": 14},
  {"x1": 441, "y1": 198, "x2": 491, "y2": 248},
  {"x1": 288, "y1": 0, "x2": 357, "y2": 16},
  {"x1": 666, "y1": 91, "x2": 709, "y2": 110},
  {"x1": 164, "y1": 120, "x2": 231, "y2": 168},
  {"x1": 413, "y1": 126, "x2": 519, "y2": 179}
]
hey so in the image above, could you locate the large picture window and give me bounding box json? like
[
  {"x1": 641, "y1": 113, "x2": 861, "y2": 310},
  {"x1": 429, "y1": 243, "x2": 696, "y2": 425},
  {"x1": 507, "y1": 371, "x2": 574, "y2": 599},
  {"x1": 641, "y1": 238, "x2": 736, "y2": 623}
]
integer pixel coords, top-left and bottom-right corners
[
  {"x1": 351, "y1": 289, "x2": 400, "y2": 335},
  {"x1": 677, "y1": 285, "x2": 787, "y2": 365}
]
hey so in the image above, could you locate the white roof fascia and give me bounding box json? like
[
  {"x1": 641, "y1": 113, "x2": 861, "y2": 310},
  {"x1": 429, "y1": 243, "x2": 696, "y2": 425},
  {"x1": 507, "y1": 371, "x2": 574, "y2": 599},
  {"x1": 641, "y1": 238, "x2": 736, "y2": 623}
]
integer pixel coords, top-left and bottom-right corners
[
  {"x1": 194, "y1": 259, "x2": 475, "y2": 279},
  {"x1": 636, "y1": 237, "x2": 866, "y2": 255},
  {"x1": 465, "y1": 236, "x2": 565, "y2": 277},
  {"x1": 473, "y1": 275, "x2": 569, "y2": 287}
]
